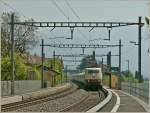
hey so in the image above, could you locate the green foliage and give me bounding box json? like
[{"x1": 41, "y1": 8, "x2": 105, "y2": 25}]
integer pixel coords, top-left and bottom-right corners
[
  {"x1": 45, "y1": 58, "x2": 62, "y2": 72},
  {"x1": 121, "y1": 70, "x2": 139, "y2": 83},
  {"x1": 34, "y1": 66, "x2": 41, "y2": 80},
  {"x1": 15, "y1": 55, "x2": 27, "y2": 79},
  {"x1": 1, "y1": 54, "x2": 28, "y2": 80},
  {"x1": 29, "y1": 65, "x2": 41, "y2": 80},
  {"x1": 44, "y1": 58, "x2": 64, "y2": 85},
  {"x1": 1, "y1": 56, "x2": 11, "y2": 80},
  {"x1": 78, "y1": 57, "x2": 89, "y2": 70},
  {"x1": 102, "y1": 75, "x2": 110, "y2": 86},
  {"x1": 77, "y1": 55, "x2": 97, "y2": 71},
  {"x1": 145, "y1": 17, "x2": 149, "y2": 25}
]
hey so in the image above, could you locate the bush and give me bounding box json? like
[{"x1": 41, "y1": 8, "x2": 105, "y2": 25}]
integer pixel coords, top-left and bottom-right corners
[
  {"x1": 1, "y1": 56, "x2": 11, "y2": 80},
  {"x1": 33, "y1": 66, "x2": 41, "y2": 80},
  {"x1": 44, "y1": 58, "x2": 64, "y2": 85},
  {"x1": 1, "y1": 54, "x2": 28, "y2": 80}
]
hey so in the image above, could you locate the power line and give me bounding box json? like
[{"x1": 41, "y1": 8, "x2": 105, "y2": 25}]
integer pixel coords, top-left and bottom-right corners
[
  {"x1": 65, "y1": 0, "x2": 82, "y2": 22},
  {"x1": 51, "y1": 0, "x2": 69, "y2": 20},
  {"x1": 64, "y1": 0, "x2": 88, "y2": 39},
  {"x1": 0, "y1": 0, "x2": 64, "y2": 54},
  {"x1": 65, "y1": 0, "x2": 97, "y2": 41},
  {"x1": 51, "y1": 0, "x2": 84, "y2": 41}
]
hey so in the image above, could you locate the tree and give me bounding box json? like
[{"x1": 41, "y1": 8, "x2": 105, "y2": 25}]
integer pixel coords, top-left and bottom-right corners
[
  {"x1": 135, "y1": 71, "x2": 143, "y2": 83},
  {"x1": 44, "y1": 58, "x2": 64, "y2": 85},
  {"x1": 145, "y1": 17, "x2": 149, "y2": 25},
  {"x1": 77, "y1": 55, "x2": 97, "y2": 71},
  {"x1": 1, "y1": 54, "x2": 28, "y2": 80},
  {"x1": 78, "y1": 56, "x2": 90, "y2": 70},
  {"x1": 1, "y1": 56, "x2": 11, "y2": 80},
  {"x1": 1, "y1": 12, "x2": 39, "y2": 57},
  {"x1": 121, "y1": 70, "x2": 141, "y2": 83}
]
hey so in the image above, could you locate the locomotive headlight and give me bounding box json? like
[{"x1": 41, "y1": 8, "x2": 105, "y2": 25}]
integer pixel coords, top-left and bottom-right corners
[{"x1": 98, "y1": 80, "x2": 101, "y2": 82}]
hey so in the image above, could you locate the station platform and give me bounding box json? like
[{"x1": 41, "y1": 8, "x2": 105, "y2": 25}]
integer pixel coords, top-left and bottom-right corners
[
  {"x1": 1, "y1": 83, "x2": 71, "y2": 105},
  {"x1": 97, "y1": 87, "x2": 148, "y2": 112},
  {"x1": 114, "y1": 90, "x2": 148, "y2": 112}
]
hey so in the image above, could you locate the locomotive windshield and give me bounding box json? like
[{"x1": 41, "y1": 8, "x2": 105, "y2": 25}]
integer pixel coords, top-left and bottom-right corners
[{"x1": 87, "y1": 70, "x2": 99, "y2": 74}]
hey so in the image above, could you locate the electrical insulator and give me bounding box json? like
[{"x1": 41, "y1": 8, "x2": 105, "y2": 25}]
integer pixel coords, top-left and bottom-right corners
[
  {"x1": 107, "y1": 27, "x2": 112, "y2": 40},
  {"x1": 70, "y1": 27, "x2": 74, "y2": 39}
]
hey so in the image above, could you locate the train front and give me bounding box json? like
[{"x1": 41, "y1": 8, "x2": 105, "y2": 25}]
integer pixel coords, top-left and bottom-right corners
[{"x1": 85, "y1": 68, "x2": 103, "y2": 90}]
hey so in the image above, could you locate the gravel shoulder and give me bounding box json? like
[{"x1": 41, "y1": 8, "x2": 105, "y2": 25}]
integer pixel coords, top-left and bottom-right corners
[
  {"x1": 65, "y1": 91, "x2": 106, "y2": 112},
  {"x1": 15, "y1": 89, "x2": 88, "y2": 112}
]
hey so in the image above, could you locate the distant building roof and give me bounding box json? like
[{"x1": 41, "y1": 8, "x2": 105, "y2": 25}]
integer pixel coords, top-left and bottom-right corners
[
  {"x1": 37, "y1": 65, "x2": 60, "y2": 74},
  {"x1": 25, "y1": 54, "x2": 64, "y2": 69},
  {"x1": 27, "y1": 55, "x2": 51, "y2": 64}
]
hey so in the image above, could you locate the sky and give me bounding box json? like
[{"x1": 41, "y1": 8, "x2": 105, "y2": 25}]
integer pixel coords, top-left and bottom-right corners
[{"x1": 0, "y1": 0, "x2": 149, "y2": 78}]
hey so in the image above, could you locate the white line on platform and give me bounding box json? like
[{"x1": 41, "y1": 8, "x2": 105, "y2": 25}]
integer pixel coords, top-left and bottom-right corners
[
  {"x1": 110, "y1": 90, "x2": 120, "y2": 112},
  {"x1": 86, "y1": 87, "x2": 112, "y2": 112}
]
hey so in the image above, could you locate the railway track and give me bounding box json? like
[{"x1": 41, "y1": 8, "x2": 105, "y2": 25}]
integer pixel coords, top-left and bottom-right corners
[
  {"x1": 1, "y1": 84, "x2": 77, "y2": 112},
  {"x1": 60, "y1": 88, "x2": 107, "y2": 112},
  {"x1": 2, "y1": 84, "x2": 108, "y2": 112}
]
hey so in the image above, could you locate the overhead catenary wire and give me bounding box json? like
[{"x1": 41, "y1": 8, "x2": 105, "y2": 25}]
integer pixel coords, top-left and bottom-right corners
[
  {"x1": 0, "y1": 0, "x2": 54, "y2": 53},
  {"x1": 64, "y1": 0, "x2": 88, "y2": 39},
  {"x1": 1, "y1": 2, "x2": 52, "y2": 57},
  {"x1": 65, "y1": 1, "x2": 93, "y2": 37},
  {"x1": 64, "y1": 0, "x2": 97, "y2": 41},
  {"x1": 65, "y1": 0, "x2": 82, "y2": 22},
  {"x1": 51, "y1": 0, "x2": 73, "y2": 40},
  {"x1": 51, "y1": 0, "x2": 69, "y2": 20}
]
